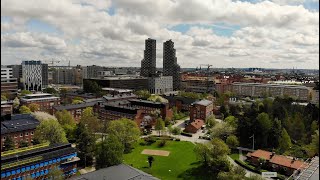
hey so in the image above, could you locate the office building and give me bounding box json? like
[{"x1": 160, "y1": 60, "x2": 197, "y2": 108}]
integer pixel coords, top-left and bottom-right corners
[
  {"x1": 1, "y1": 114, "x2": 40, "y2": 151},
  {"x1": 82, "y1": 65, "x2": 104, "y2": 79},
  {"x1": 148, "y1": 76, "x2": 173, "y2": 94},
  {"x1": 1, "y1": 143, "x2": 78, "y2": 180},
  {"x1": 21, "y1": 61, "x2": 48, "y2": 91},
  {"x1": 232, "y1": 83, "x2": 312, "y2": 101},
  {"x1": 141, "y1": 38, "x2": 156, "y2": 77},
  {"x1": 1, "y1": 66, "x2": 18, "y2": 99},
  {"x1": 181, "y1": 77, "x2": 215, "y2": 93},
  {"x1": 20, "y1": 93, "x2": 60, "y2": 114},
  {"x1": 163, "y1": 40, "x2": 181, "y2": 90}
]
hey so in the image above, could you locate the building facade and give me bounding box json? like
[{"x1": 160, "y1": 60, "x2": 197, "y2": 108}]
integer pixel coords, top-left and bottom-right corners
[
  {"x1": 21, "y1": 61, "x2": 48, "y2": 91},
  {"x1": 1, "y1": 143, "x2": 78, "y2": 180},
  {"x1": 1, "y1": 114, "x2": 40, "y2": 151},
  {"x1": 163, "y1": 40, "x2": 181, "y2": 90},
  {"x1": 148, "y1": 76, "x2": 173, "y2": 94},
  {"x1": 190, "y1": 100, "x2": 214, "y2": 121},
  {"x1": 84, "y1": 77, "x2": 149, "y2": 91},
  {"x1": 1, "y1": 66, "x2": 18, "y2": 99},
  {"x1": 20, "y1": 93, "x2": 60, "y2": 114},
  {"x1": 141, "y1": 38, "x2": 157, "y2": 77},
  {"x1": 232, "y1": 83, "x2": 312, "y2": 101}
]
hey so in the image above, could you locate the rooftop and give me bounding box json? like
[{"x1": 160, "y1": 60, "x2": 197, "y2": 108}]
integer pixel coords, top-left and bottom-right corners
[
  {"x1": 193, "y1": 99, "x2": 212, "y2": 106},
  {"x1": 53, "y1": 102, "x2": 97, "y2": 111},
  {"x1": 188, "y1": 119, "x2": 204, "y2": 130},
  {"x1": 1, "y1": 114, "x2": 40, "y2": 135},
  {"x1": 247, "y1": 149, "x2": 305, "y2": 170},
  {"x1": 71, "y1": 164, "x2": 159, "y2": 180},
  {"x1": 101, "y1": 87, "x2": 133, "y2": 93},
  {"x1": 232, "y1": 82, "x2": 311, "y2": 89}
]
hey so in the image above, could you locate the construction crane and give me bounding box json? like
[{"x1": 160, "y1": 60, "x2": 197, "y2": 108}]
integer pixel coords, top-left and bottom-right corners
[{"x1": 200, "y1": 64, "x2": 213, "y2": 93}]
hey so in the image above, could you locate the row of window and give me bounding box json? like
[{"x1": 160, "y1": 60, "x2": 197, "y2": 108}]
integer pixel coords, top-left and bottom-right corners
[{"x1": 2, "y1": 131, "x2": 33, "y2": 141}]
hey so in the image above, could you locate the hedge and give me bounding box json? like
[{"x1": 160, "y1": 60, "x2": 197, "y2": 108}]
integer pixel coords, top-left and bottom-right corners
[{"x1": 180, "y1": 132, "x2": 193, "y2": 137}]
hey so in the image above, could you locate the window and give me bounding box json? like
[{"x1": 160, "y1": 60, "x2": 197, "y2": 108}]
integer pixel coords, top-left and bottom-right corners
[
  {"x1": 25, "y1": 132, "x2": 29, "y2": 136},
  {"x1": 3, "y1": 136, "x2": 6, "y2": 140},
  {"x1": 20, "y1": 133, "x2": 23, "y2": 137},
  {"x1": 31, "y1": 131, "x2": 34, "y2": 135}
]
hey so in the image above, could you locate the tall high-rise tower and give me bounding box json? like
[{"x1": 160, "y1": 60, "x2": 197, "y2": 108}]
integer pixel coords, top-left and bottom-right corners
[
  {"x1": 141, "y1": 38, "x2": 156, "y2": 77},
  {"x1": 163, "y1": 39, "x2": 180, "y2": 90},
  {"x1": 22, "y1": 60, "x2": 48, "y2": 91}
]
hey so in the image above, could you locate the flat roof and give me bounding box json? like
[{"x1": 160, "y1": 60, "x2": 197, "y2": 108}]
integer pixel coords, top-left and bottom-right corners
[
  {"x1": 53, "y1": 102, "x2": 97, "y2": 111},
  {"x1": 1, "y1": 114, "x2": 40, "y2": 135},
  {"x1": 88, "y1": 76, "x2": 147, "y2": 80},
  {"x1": 71, "y1": 164, "x2": 159, "y2": 180},
  {"x1": 193, "y1": 99, "x2": 212, "y2": 106},
  {"x1": 101, "y1": 87, "x2": 133, "y2": 93},
  {"x1": 22, "y1": 93, "x2": 52, "y2": 97},
  {"x1": 232, "y1": 82, "x2": 310, "y2": 89}
]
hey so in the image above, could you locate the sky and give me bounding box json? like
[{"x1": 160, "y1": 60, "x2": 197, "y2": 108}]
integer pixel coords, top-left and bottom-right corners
[{"x1": 1, "y1": 0, "x2": 319, "y2": 69}]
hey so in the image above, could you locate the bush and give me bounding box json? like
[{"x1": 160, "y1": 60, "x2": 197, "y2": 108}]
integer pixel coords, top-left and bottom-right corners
[
  {"x1": 234, "y1": 159, "x2": 260, "y2": 174},
  {"x1": 181, "y1": 132, "x2": 193, "y2": 137},
  {"x1": 158, "y1": 140, "x2": 167, "y2": 147},
  {"x1": 139, "y1": 141, "x2": 147, "y2": 146},
  {"x1": 144, "y1": 137, "x2": 156, "y2": 145}
]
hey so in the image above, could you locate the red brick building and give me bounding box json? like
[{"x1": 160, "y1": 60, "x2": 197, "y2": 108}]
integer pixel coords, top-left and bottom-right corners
[
  {"x1": 1, "y1": 114, "x2": 40, "y2": 151},
  {"x1": 246, "y1": 149, "x2": 306, "y2": 176},
  {"x1": 163, "y1": 95, "x2": 197, "y2": 112},
  {"x1": 184, "y1": 119, "x2": 204, "y2": 133},
  {"x1": 20, "y1": 93, "x2": 60, "y2": 114},
  {"x1": 190, "y1": 100, "x2": 214, "y2": 121},
  {"x1": 52, "y1": 102, "x2": 97, "y2": 123}
]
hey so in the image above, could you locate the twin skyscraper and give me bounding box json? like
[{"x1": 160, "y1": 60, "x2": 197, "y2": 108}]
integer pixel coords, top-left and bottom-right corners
[{"x1": 140, "y1": 38, "x2": 180, "y2": 90}]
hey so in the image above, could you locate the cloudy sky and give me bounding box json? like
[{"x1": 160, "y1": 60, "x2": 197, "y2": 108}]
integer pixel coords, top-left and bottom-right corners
[{"x1": 1, "y1": 0, "x2": 319, "y2": 69}]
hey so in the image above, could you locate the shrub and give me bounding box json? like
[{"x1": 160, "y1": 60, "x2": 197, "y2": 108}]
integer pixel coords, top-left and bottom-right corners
[
  {"x1": 175, "y1": 138, "x2": 181, "y2": 141},
  {"x1": 144, "y1": 137, "x2": 156, "y2": 145},
  {"x1": 139, "y1": 141, "x2": 146, "y2": 146},
  {"x1": 181, "y1": 132, "x2": 193, "y2": 137},
  {"x1": 158, "y1": 139, "x2": 167, "y2": 147}
]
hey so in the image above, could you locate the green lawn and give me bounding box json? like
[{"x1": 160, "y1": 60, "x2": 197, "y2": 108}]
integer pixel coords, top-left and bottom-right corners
[
  {"x1": 229, "y1": 153, "x2": 240, "y2": 160},
  {"x1": 123, "y1": 140, "x2": 203, "y2": 180}
]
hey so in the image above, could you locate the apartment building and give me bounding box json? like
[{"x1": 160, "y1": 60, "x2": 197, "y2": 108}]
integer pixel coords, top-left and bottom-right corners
[
  {"x1": 232, "y1": 83, "x2": 311, "y2": 101},
  {"x1": 1, "y1": 66, "x2": 18, "y2": 99},
  {"x1": 190, "y1": 100, "x2": 214, "y2": 121}
]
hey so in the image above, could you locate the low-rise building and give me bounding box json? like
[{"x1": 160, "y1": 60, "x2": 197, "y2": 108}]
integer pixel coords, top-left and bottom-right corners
[
  {"x1": 1, "y1": 101, "x2": 13, "y2": 115},
  {"x1": 148, "y1": 76, "x2": 173, "y2": 94},
  {"x1": 1, "y1": 66, "x2": 18, "y2": 99},
  {"x1": 184, "y1": 119, "x2": 204, "y2": 134},
  {"x1": 1, "y1": 143, "x2": 79, "y2": 180},
  {"x1": 1, "y1": 114, "x2": 40, "y2": 151},
  {"x1": 246, "y1": 149, "x2": 306, "y2": 176},
  {"x1": 190, "y1": 100, "x2": 214, "y2": 121},
  {"x1": 20, "y1": 93, "x2": 60, "y2": 114},
  {"x1": 163, "y1": 95, "x2": 197, "y2": 112}
]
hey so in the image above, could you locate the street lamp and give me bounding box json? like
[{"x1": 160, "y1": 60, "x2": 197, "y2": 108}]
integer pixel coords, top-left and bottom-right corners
[{"x1": 249, "y1": 134, "x2": 254, "y2": 150}]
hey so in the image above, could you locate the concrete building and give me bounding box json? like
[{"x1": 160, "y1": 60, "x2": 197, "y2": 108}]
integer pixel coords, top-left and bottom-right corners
[
  {"x1": 51, "y1": 66, "x2": 82, "y2": 85},
  {"x1": 163, "y1": 40, "x2": 181, "y2": 90},
  {"x1": 21, "y1": 61, "x2": 48, "y2": 91},
  {"x1": 232, "y1": 83, "x2": 312, "y2": 101},
  {"x1": 1, "y1": 114, "x2": 40, "y2": 151},
  {"x1": 1, "y1": 143, "x2": 78, "y2": 180},
  {"x1": 190, "y1": 100, "x2": 214, "y2": 121},
  {"x1": 20, "y1": 93, "x2": 60, "y2": 114},
  {"x1": 181, "y1": 77, "x2": 215, "y2": 93},
  {"x1": 1, "y1": 66, "x2": 18, "y2": 99},
  {"x1": 148, "y1": 76, "x2": 173, "y2": 94},
  {"x1": 1, "y1": 101, "x2": 13, "y2": 115},
  {"x1": 311, "y1": 90, "x2": 319, "y2": 104},
  {"x1": 82, "y1": 65, "x2": 104, "y2": 79},
  {"x1": 141, "y1": 38, "x2": 156, "y2": 77}
]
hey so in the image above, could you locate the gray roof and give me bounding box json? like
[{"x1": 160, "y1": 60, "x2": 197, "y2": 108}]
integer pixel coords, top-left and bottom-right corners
[
  {"x1": 72, "y1": 164, "x2": 159, "y2": 180},
  {"x1": 1, "y1": 114, "x2": 40, "y2": 135},
  {"x1": 193, "y1": 99, "x2": 212, "y2": 106},
  {"x1": 53, "y1": 102, "x2": 97, "y2": 111}
]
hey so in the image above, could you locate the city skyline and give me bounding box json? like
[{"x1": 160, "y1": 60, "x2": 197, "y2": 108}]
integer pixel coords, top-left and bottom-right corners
[{"x1": 1, "y1": 0, "x2": 319, "y2": 69}]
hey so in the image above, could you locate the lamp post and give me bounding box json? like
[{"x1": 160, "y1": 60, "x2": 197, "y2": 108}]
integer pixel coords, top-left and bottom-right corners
[{"x1": 249, "y1": 134, "x2": 254, "y2": 150}]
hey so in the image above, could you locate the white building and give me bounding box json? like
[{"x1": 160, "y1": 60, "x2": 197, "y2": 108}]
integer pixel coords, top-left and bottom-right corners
[
  {"x1": 22, "y1": 61, "x2": 43, "y2": 91},
  {"x1": 1, "y1": 66, "x2": 13, "y2": 80},
  {"x1": 148, "y1": 76, "x2": 173, "y2": 94}
]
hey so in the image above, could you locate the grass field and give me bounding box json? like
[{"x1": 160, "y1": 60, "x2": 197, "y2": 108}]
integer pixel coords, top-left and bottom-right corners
[{"x1": 123, "y1": 140, "x2": 206, "y2": 180}]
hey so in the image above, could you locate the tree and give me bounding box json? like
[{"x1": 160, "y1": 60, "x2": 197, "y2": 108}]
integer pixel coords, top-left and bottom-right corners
[
  {"x1": 307, "y1": 130, "x2": 319, "y2": 157},
  {"x1": 155, "y1": 118, "x2": 165, "y2": 137},
  {"x1": 106, "y1": 118, "x2": 140, "y2": 153},
  {"x1": 43, "y1": 87, "x2": 57, "y2": 94},
  {"x1": 13, "y1": 97, "x2": 20, "y2": 109},
  {"x1": 171, "y1": 127, "x2": 181, "y2": 135},
  {"x1": 47, "y1": 166, "x2": 64, "y2": 180},
  {"x1": 20, "y1": 90, "x2": 32, "y2": 96},
  {"x1": 95, "y1": 135, "x2": 124, "y2": 169},
  {"x1": 256, "y1": 112, "x2": 272, "y2": 148},
  {"x1": 278, "y1": 128, "x2": 292, "y2": 153},
  {"x1": 75, "y1": 122, "x2": 96, "y2": 167},
  {"x1": 226, "y1": 135, "x2": 239, "y2": 148},
  {"x1": 32, "y1": 111, "x2": 58, "y2": 122},
  {"x1": 28, "y1": 103, "x2": 40, "y2": 112},
  {"x1": 147, "y1": 95, "x2": 168, "y2": 103},
  {"x1": 135, "y1": 90, "x2": 151, "y2": 100},
  {"x1": 224, "y1": 116, "x2": 238, "y2": 128},
  {"x1": 72, "y1": 99, "x2": 83, "y2": 104},
  {"x1": 206, "y1": 115, "x2": 216, "y2": 128},
  {"x1": 80, "y1": 107, "x2": 100, "y2": 132},
  {"x1": 55, "y1": 110, "x2": 75, "y2": 126},
  {"x1": 148, "y1": 156, "x2": 155, "y2": 168},
  {"x1": 194, "y1": 143, "x2": 211, "y2": 165},
  {"x1": 1, "y1": 94, "x2": 7, "y2": 101},
  {"x1": 19, "y1": 105, "x2": 31, "y2": 114},
  {"x1": 83, "y1": 80, "x2": 102, "y2": 94},
  {"x1": 210, "y1": 122, "x2": 235, "y2": 141},
  {"x1": 217, "y1": 166, "x2": 246, "y2": 180},
  {"x1": 34, "y1": 119, "x2": 68, "y2": 144},
  {"x1": 3, "y1": 136, "x2": 15, "y2": 151},
  {"x1": 19, "y1": 140, "x2": 29, "y2": 148}
]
